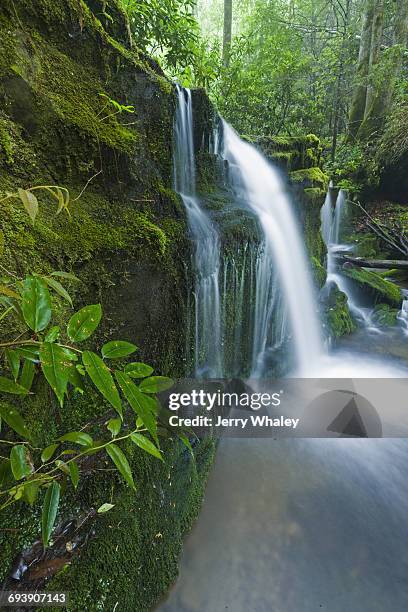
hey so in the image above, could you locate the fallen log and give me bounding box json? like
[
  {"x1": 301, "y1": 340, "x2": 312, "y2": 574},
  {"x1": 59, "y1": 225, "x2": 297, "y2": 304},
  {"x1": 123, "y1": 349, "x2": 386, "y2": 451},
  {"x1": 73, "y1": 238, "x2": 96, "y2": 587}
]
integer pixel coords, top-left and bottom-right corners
[{"x1": 333, "y1": 254, "x2": 408, "y2": 270}]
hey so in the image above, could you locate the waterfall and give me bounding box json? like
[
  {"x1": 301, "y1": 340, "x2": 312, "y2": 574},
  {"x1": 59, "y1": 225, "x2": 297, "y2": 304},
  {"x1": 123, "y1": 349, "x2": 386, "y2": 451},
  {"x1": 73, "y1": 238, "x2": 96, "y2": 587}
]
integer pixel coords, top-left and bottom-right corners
[
  {"x1": 174, "y1": 86, "x2": 223, "y2": 377},
  {"x1": 397, "y1": 294, "x2": 408, "y2": 336},
  {"x1": 220, "y1": 121, "x2": 323, "y2": 374}
]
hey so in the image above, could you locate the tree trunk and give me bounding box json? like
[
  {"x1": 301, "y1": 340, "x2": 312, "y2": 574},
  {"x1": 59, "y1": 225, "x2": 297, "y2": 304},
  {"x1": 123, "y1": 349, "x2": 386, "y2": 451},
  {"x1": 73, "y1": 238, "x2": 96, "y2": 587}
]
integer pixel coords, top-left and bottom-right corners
[
  {"x1": 331, "y1": 0, "x2": 351, "y2": 160},
  {"x1": 358, "y1": 0, "x2": 408, "y2": 139},
  {"x1": 363, "y1": 0, "x2": 384, "y2": 116},
  {"x1": 346, "y1": 0, "x2": 376, "y2": 140},
  {"x1": 223, "y1": 0, "x2": 233, "y2": 67}
]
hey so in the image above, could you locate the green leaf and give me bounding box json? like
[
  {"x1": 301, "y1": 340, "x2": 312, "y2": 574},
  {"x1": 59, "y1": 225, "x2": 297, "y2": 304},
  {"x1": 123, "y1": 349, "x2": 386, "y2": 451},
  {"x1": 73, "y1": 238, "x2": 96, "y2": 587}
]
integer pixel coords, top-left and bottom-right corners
[
  {"x1": 42, "y1": 481, "x2": 60, "y2": 548},
  {"x1": 106, "y1": 443, "x2": 135, "y2": 491},
  {"x1": 115, "y1": 371, "x2": 158, "y2": 444},
  {"x1": 21, "y1": 276, "x2": 52, "y2": 332},
  {"x1": 0, "y1": 460, "x2": 12, "y2": 488},
  {"x1": 68, "y1": 461, "x2": 79, "y2": 490},
  {"x1": 124, "y1": 362, "x2": 153, "y2": 378},
  {"x1": 139, "y1": 376, "x2": 174, "y2": 394},
  {"x1": 42, "y1": 277, "x2": 72, "y2": 306},
  {"x1": 41, "y1": 443, "x2": 59, "y2": 463},
  {"x1": 0, "y1": 405, "x2": 30, "y2": 440},
  {"x1": 107, "y1": 418, "x2": 121, "y2": 437},
  {"x1": 5, "y1": 348, "x2": 20, "y2": 380},
  {"x1": 15, "y1": 345, "x2": 39, "y2": 362},
  {"x1": 130, "y1": 433, "x2": 162, "y2": 461},
  {"x1": 178, "y1": 432, "x2": 193, "y2": 454},
  {"x1": 82, "y1": 351, "x2": 122, "y2": 418},
  {"x1": 101, "y1": 340, "x2": 137, "y2": 359},
  {"x1": 67, "y1": 304, "x2": 102, "y2": 342},
  {"x1": 59, "y1": 431, "x2": 93, "y2": 446},
  {"x1": 20, "y1": 360, "x2": 35, "y2": 391},
  {"x1": 97, "y1": 502, "x2": 115, "y2": 513},
  {"x1": 22, "y1": 480, "x2": 39, "y2": 505},
  {"x1": 45, "y1": 326, "x2": 60, "y2": 343},
  {"x1": 0, "y1": 376, "x2": 29, "y2": 395},
  {"x1": 18, "y1": 188, "x2": 38, "y2": 224},
  {"x1": 40, "y1": 342, "x2": 75, "y2": 407},
  {"x1": 0, "y1": 285, "x2": 20, "y2": 299},
  {"x1": 10, "y1": 445, "x2": 31, "y2": 480},
  {"x1": 50, "y1": 271, "x2": 79, "y2": 282}
]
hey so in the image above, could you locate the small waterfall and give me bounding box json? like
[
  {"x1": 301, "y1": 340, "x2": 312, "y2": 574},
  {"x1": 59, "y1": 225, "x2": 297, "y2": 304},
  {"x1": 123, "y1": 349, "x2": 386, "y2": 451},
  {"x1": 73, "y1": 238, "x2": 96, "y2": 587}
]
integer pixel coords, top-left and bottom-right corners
[
  {"x1": 174, "y1": 86, "x2": 222, "y2": 376},
  {"x1": 220, "y1": 121, "x2": 323, "y2": 374},
  {"x1": 397, "y1": 294, "x2": 408, "y2": 336}
]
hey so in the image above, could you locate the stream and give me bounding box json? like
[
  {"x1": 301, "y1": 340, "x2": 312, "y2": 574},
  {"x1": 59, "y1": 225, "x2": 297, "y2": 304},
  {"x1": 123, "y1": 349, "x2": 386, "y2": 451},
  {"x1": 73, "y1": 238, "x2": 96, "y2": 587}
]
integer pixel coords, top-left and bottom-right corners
[{"x1": 158, "y1": 88, "x2": 408, "y2": 611}]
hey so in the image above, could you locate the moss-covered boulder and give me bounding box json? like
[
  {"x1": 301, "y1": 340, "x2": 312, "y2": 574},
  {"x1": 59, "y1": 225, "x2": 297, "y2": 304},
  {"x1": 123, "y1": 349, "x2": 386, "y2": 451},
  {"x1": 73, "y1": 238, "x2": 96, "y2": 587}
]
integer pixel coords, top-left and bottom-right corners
[
  {"x1": 249, "y1": 133, "x2": 323, "y2": 172},
  {"x1": 321, "y1": 282, "x2": 356, "y2": 338},
  {"x1": 289, "y1": 167, "x2": 329, "y2": 191},
  {"x1": 342, "y1": 267, "x2": 402, "y2": 308},
  {"x1": 371, "y1": 303, "x2": 399, "y2": 327}
]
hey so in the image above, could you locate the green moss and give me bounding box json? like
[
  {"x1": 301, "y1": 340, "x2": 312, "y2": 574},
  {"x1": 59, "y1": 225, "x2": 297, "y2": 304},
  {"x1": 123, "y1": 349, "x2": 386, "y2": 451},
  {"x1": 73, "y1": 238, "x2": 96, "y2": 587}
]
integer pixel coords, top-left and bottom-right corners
[
  {"x1": 371, "y1": 303, "x2": 399, "y2": 327},
  {"x1": 344, "y1": 232, "x2": 383, "y2": 258},
  {"x1": 0, "y1": 117, "x2": 14, "y2": 165},
  {"x1": 289, "y1": 167, "x2": 329, "y2": 191},
  {"x1": 311, "y1": 256, "x2": 327, "y2": 289},
  {"x1": 343, "y1": 267, "x2": 402, "y2": 307},
  {"x1": 324, "y1": 285, "x2": 356, "y2": 338}
]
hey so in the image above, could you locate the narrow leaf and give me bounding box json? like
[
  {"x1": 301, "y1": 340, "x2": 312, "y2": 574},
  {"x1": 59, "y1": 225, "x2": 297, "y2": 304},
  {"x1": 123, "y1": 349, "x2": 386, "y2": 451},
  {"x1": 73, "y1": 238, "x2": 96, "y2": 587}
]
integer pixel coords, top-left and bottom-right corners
[
  {"x1": 40, "y1": 342, "x2": 75, "y2": 406},
  {"x1": 20, "y1": 360, "x2": 35, "y2": 391},
  {"x1": 97, "y1": 503, "x2": 115, "y2": 513},
  {"x1": 106, "y1": 443, "x2": 135, "y2": 490},
  {"x1": 10, "y1": 445, "x2": 31, "y2": 480},
  {"x1": 41, "y1": 443, "x2": 59, "y2": 463},
  {"x1": 42, "y1": 482, "x2": 60, "y2": 548},
  {"x1": 59, "y1": 431, "x2": 93, "y2": 446},
  {"x1": 67, "y1": 304, "x2": 102, "y2": 342},
  {"x1": 0, "y1": 285, "x2": 20, "y2": 299},
  {"x1": 82, "y1": 351, "x2": 122, "y2": 417},
  {"x1": 50, "y1": 271, "x2": 79, "y2": 282},
  {"x1": 68, "y1": 461, "x2": 79, "y2": 489},
  {"x1": 15, "y1": 345, "x2": 39, "y2": 362},
  {"x1": 124, "y1": 362, "x2": 153, "y2": 378},
  {"x1": 0, "y1": 405, "x2": 30, "y2": 439},
  {"x1": 139, "y1": 376, "x2": 174, "y2": 394},
  {"x1": 42, "y1": 277, "x2": 72, "y2": 306},
  {"x1": 130, "y1": 433, "x2": 162, "y2": 460},
  {"x1": 0, "y1": 376, "x2": 29, "y2": 395},
  {"x1": 101, "y1": 340, "x2": 137, "y2": 359},
  {"x1": 5, "y1": 349, "x2": 20, "y2": 380},
  {"x1": 18, "y1": 188, "x2": 38, "y2": 224},
  {"x1": 21, "y1": 276, "x2": 52, "y2": 332},
  {"x1": 115, "y1": 371, "x2": 158, "y2": 444}
]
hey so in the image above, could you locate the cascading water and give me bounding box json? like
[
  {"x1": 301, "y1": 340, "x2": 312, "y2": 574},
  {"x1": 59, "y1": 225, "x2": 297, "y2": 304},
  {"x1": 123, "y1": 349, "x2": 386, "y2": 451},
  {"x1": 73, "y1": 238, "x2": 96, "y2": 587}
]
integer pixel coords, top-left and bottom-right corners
[
  {"x1": 174, "y1": 86, "x2": 222, "y2": 377},
  {"x1": 220, "y1": 121, "x2": 323, "y2": 374}
]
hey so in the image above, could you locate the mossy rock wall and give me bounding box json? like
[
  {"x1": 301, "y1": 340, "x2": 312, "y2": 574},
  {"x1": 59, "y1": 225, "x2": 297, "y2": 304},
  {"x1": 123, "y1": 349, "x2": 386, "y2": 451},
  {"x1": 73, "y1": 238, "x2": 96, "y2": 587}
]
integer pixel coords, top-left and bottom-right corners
[{"x1": 0, "y1": 1, "x2": 215, "y2": 609}]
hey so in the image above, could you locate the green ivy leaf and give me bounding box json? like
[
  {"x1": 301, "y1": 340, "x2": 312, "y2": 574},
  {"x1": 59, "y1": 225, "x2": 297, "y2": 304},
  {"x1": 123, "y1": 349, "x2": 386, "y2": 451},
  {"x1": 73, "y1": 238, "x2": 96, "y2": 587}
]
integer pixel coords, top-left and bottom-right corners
[
  {"x1": 106, "y1": 443, "x2": 136, "y2": 491},
  {"x1": 114, "y1": 372, "x2": 158, "y2": 444},
  {"x1": 130, "y1": 433, "x2": 162, "y2": 461},
  {"x1": 68, "y1": 461, "x2": 79, "y2": 489},
  {"x1": 18, "y1": 188, "x2": 38, "y2": 224},
  {"x1": 82, "y1": 351, "x2": 122, "y2": 418},
  {"x1": 20, "y1": 360, "x2": 35, "y2": 391},
  {"x1": 5, "y1": 348, "x2": 20, "y2": 380},
  {"x1": 139, "y1": 376, "x2": 174, "y2": 394},
  {"x1": 58, "y1": 431, "x2": 93, "y2": 447},
  {"x1": 124, "y1": 362, "x2": 153, "y2": 378},
  {"x1": 10, "y1": 445, "x2": 31, "y2": 480},
  {"x1": 21, "y1": 277, "x2": 52, "y2": 332},
  {"x1": 0, "y1": 376, "x2": 29, "y2": 395},
  {"x1": 42, "y1": 277, "x2": 72, "y2": 307},
  {"x1": 0, "y1": 404, "x2": 30, "y2": 440},
  {"x1": 41, "y1": 443, "x2": 59, "y2": 463},
  {"x1": 40, "y1": 342, "x2": 75, "y2": 407},
  {"x1": 45, "y1": 326, "x2": 61, "y2": 343},
  {"x1": 107, "y1": 418, "x2": 121, "y2": 437},
  {"x1": 67, "y1": 304, "x2": 102, "y2": 342},
  {"x1": 101, "y1": 340, "x2": 137, "y2": 359},
  {"x1": 97, "y1": 502, "x2": 115, "y2": 513},
  {"x1": 42, "y1": 481, "x2": 60, "y2": 548}
]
